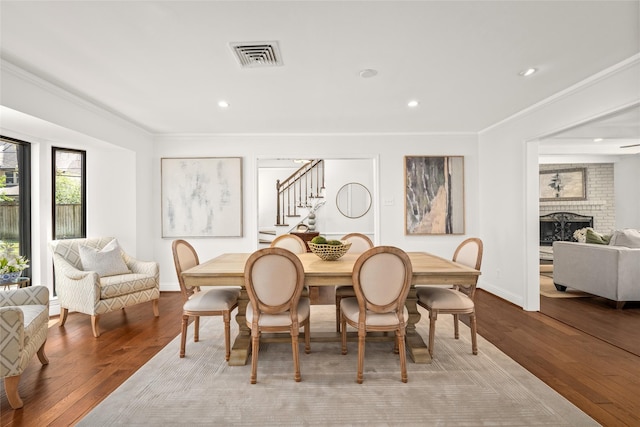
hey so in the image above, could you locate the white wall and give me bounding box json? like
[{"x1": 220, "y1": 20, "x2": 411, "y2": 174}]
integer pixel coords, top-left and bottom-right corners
[
  {"x1": 154, "y1": 133, "x2": 479, "y2": 291},
  {"x1": 615, "y1": 154, "x2": 640, "y2": 229},
  {"x1": 1, "y1": 61, "x2": 154, "y2": 300},
  {"x1": 479, "y1": 56, "x2": 640, "y2": 310}
]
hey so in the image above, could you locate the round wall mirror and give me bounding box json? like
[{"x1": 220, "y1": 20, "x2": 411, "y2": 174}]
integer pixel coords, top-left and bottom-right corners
[{"x1": 336, "y1": 182, "x2": 372, "y2": 219}]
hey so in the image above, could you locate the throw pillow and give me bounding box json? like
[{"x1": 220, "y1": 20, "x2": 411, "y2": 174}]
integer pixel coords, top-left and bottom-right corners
[
  {"x1": 609, "y1": 229, "x2": 640, "y2": 248},
  {"x1": 585, "y1": 229, "x2": 611, "y2": 245},
  {"x1": 79, "y1": 239, "x2": 131, "y2": 277}
]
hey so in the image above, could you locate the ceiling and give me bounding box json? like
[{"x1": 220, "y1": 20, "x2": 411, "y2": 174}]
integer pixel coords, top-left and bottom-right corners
[
  {"x1": 1, "y1": 1, "x2": 639, "y2": 139},
  {"x1": 539, "y1": 104, "x2": 640, "y2": 155}
]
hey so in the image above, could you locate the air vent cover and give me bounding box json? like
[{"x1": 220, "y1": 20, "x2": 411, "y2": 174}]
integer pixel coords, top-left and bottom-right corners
[{"x1": 230, "y1": 41, "x2": 283, "y2": 68}]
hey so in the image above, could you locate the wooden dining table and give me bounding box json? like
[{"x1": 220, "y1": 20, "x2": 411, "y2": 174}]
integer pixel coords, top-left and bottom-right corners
[{"x1": 181, "y1": 251, "x2": 481, "y2": 366}]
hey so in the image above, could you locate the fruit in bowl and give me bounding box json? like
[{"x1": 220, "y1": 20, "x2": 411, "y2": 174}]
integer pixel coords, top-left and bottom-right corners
[{"x1": 307, "y1": 237, "x2": 352, "y2": 261}]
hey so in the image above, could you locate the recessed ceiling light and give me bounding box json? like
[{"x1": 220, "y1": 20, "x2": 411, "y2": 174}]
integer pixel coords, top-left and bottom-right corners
[
  {"x1": 519, "y1": 68, "x2": 537, "y2": 77},
  {"x1": 218, "y1": 101, "x2": 229, "y2": 108},
  {"x1": 593, "y1": 138, "x2": 604, "y2": 142},
  {"x1": 359, "y1": 69, "x2": 378, "y2": 78},
  {"x1": 407, "y1": 100, "x2": 419, "y2": 108}
]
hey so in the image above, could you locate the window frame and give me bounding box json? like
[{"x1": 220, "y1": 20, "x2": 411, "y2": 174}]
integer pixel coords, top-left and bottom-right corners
[{"x1": 52, "y1": 147, "x2": 87, "y2": 240}]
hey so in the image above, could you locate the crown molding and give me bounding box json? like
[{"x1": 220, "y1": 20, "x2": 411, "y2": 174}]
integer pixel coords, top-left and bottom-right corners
[{"x1": 1, "y1": 59, "x2": 153, "y2": 136}]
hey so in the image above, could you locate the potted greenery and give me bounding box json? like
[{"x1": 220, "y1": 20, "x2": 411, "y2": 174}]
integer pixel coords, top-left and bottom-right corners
[{"x1": 0, "y1": 241, "x2": 29, "y2": 282}]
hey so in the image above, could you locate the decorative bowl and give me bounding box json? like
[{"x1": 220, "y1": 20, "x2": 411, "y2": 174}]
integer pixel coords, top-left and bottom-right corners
[{"x1": 307, "y1": 241, "x2": 352, "y2": 261}]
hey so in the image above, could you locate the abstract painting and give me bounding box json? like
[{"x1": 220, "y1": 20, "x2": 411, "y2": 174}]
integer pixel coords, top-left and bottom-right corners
[
  {"x1": 539, "y1": 168, "x2": 586, "y2": 201},
  {"x1": 405, "y1": 156, "x2": 465, "y2": 235},
  {"x1": 161, "y1": 157, "x2": 243, "y2": 237}
]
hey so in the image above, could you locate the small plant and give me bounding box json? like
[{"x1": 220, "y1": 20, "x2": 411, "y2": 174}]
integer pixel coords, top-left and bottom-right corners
[{"x1": 0, "y1": 241, "x2": 29, "y2": 274}]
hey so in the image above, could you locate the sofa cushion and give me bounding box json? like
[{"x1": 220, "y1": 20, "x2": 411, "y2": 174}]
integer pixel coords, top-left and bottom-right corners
[
  {"x1": 609, "y1": 229, "x2": 640, "y2": 248},
  {"x1": 100, "y1": 273, "x2": 158, "y2": 299},
  {"x1": 19, "y1": 305, "x2": 48, "y2": 348},
  {"x1": 586, "y1": 229, "x2": 611, "y2": 245},
  {"x1": 79, "y1": 239, "x2": 131, "y2": 277}
]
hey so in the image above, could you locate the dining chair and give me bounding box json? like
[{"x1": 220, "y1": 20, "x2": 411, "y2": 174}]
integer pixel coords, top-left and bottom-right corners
[
  {"x1": 334, "y1": 233, "x2": 374, "y2": 332},
  {"x1": 171, "y1": 239, "x2": 240, "y2": 360},
  {"x1": 270, "y1": 233, "x2": 307, "y2": 254},
  {"x1": 340, "y1": 246, "x2": 412, "y2": 384},
  {"x1": 244, "y1": 247, "x2": 311, "y2": 384},
  {"x1": 416, "y1": 237, "x2": 483, "y2": 357}
]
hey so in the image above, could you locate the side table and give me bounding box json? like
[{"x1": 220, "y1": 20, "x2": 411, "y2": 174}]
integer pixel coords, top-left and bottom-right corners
[{"x1": 1, "y1": 277, "x2": 31, "y2": 291}]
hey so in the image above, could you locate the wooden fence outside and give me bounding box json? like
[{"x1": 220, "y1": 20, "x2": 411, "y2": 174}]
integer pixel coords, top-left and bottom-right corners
[{"x1": 0, "y1": 203, "x2": 83, "y2": 240}]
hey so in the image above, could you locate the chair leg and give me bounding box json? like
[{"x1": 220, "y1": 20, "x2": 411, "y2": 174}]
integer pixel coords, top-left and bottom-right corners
[
  {"x1": 428, "y1": 310, "x2": 437, "y2": 357},
  {"x1": 335, "y1": 294, "x2": 342, "y2": 332},
  {"x1": 341, "y1": 313, "x2": 348, "y2": 355},
  {"x1": 59, "y1": 307, "x2": 68, "y2": 326},
  {"x1": 291, "y1": 331, "x2": 301, "y2": 382},
  {"x1": 470, "y1": 312, "x2": 478, "y2": 355},
  {"x1": 194, "y1": 316, "x2": 200, "y2": 342},
  {"x1": 152, "y1": 299, "x2": 160, "y2": 317},
  {"x1": 180, "y1": 315, "x2": 189, "y2": 358},
  {"x1": 356, "y1": 330, "x2": 366, "y2": 384},
  {"x1": 4, "y1": 375, "x2": 23, "y2": 409},
  {"x1": 36, "y1": 341, "x2": 49, "y2": 365},
  {"x1": 91, "y1": 315, "x2": 100, "y2": 338},
  {"x1": 250, "y1": 331, "x2": 260, "y2": 384},
  {"x1": 303, "y1": 319, "x2": 311, "y2": 354},
  {"x1": 453, "y1": 314, "x2": 460, "y2": 339},
  {"x1": 223, "y1": 311, "x2": 231, "y2": 361},
  {"x1": 397, "y1": 329, "x2": 408, "y2": 383}
]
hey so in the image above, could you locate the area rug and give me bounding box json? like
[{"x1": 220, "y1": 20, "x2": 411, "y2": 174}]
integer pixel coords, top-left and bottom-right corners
[
  {"x1": 78, "y1": 306, "x2": 597, "y2": 426},
  {"x1": 540, "y1": 274, "x2": 591, "y2": 299}
]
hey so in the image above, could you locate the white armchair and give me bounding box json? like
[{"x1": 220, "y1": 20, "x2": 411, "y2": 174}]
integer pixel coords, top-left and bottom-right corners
[
  {"x1": 50, "y1": 237, "x2": 160, "y2": 337},
  {"x1": 1, "y1": 285, "x2": 50, "y2": 409}
]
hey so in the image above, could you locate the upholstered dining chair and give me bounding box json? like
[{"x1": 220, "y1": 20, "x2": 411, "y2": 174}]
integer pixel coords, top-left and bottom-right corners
[
  {"x1": 334, "y1": 233, "x2": 374, "y2": 332},
  {"x1": 244, "y1": 247, "x2": 311, "y2": 384},
  {"x1": 270, "y1": 233, "x2": 308, "y2": 254},
  {"x1": 416, "y1": 237, "x2": 483, "y2": 357},
  {"x1": 172, "y1": 240, "x2": 240, "y2": 360},
  {"x1": 340, "y1": 246, "x2": 412, "y2": 384}
]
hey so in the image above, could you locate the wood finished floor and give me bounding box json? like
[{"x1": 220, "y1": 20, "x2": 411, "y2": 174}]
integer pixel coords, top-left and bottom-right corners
[{"x1": 1, "y1": 290, "x2": 639, "y2": 427}]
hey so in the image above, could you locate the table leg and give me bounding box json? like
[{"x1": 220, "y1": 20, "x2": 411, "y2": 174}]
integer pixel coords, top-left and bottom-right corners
[
  {"x1": 405, "y1": 287, "x2": 432, "y2": 363},
  {"x1": 228, "y1": 288, "x2": 251, "y2": 366}
]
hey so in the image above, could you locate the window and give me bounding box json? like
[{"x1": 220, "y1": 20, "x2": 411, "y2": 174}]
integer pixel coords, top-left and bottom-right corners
[
  {"x1": 0, "y1": 136, "x2": 31, "y2": 279},
  {"x1": 52, "y1": 147, "x2": 86, "y2": 239}
]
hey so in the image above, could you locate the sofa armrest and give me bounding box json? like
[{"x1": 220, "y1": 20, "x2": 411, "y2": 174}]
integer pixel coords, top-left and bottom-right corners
[
  {"x1": 0, "y1": 307, "x2": 25, "y2": 377},
  {"x1": 123, "y1": 254, "x2": 159, "y2": 278},
  {"x1": 0, "y1": 286, "x2": 50, "y2": 307},
  {"x1": 53, "y1": 253, "x2": 101, "y2": 307}
]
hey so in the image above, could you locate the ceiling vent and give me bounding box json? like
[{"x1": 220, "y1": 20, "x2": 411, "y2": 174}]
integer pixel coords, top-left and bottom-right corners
[{"x1": 230, "y1": 41, "x2": 283, "y2": 68}]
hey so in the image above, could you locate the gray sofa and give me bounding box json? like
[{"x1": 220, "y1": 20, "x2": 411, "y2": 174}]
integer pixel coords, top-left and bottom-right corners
[{"x1": 553, "y1": 234, "x2": 640, "y2": 308}]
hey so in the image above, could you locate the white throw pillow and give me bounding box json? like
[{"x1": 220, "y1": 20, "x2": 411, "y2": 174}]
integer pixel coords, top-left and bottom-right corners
[
  {"x1": 609, "y1": 229, "x2": 640, "y2": 248},
  {"x1": 79, "y1": 239, "x2": 131, "y2": 277}
]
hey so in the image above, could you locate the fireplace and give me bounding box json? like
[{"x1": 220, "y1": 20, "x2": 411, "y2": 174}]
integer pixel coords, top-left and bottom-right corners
[{"x1": 539, "y1": 212, "x2": 593, "y2": 246}]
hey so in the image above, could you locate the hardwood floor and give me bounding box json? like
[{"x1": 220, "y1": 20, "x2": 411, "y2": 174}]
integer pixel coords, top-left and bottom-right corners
[{"x1": 2, "y1": 290, "x2": 639, "y2": 426}]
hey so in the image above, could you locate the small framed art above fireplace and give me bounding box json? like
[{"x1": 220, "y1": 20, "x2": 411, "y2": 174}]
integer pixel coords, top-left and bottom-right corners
[{"x1": 539, "y1": 211, "x2": 593, "y2": 246}]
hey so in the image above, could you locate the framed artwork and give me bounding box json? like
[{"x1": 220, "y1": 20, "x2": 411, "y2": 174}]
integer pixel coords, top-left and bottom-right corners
[
  {"x1": 539, "y1": 168, "x2": 586, "y2": 201},
  {"x1": 161, "y1": 157, "x2": 243, "y2": 237},
  {"x1": 405, "y1": 156, "x2": 465, "y2": 235}
]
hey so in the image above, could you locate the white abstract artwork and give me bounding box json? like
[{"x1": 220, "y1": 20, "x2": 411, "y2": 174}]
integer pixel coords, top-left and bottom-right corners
[{"x1": 161, "y1": 157, "x2": 243, "y2": 237}]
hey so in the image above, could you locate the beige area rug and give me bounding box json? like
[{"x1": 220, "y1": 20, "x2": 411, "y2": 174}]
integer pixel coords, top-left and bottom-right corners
[
  {"x1": 539, "y1": 265, "x2": 592, "y2": 298},
  {"x1": 78, "y1": 306, "x2": 597, "y2": 426}
]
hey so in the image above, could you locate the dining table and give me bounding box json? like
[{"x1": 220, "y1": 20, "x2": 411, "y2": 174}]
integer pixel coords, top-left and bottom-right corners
[{"x1": 181, "y1": 251, "x2": 481, "y2": 366}]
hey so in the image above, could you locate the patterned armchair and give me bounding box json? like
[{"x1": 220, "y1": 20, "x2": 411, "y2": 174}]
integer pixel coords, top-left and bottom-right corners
[
  {"x1": 50, "y1": 237, "x2": 160, "y2": 337},
  {"x1": 1, "y1": 286, "x2": 50, "y2": 409}
]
